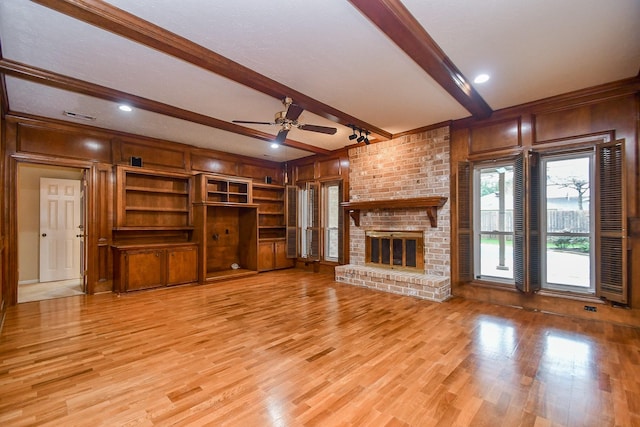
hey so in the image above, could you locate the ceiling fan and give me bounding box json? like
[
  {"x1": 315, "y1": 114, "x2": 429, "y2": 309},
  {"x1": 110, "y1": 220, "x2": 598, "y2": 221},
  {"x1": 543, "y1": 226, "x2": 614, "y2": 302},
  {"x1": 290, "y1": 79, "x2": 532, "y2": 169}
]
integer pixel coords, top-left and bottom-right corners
[{"x1": 233, "y1": 97, "x2": 337, "y2": 144}]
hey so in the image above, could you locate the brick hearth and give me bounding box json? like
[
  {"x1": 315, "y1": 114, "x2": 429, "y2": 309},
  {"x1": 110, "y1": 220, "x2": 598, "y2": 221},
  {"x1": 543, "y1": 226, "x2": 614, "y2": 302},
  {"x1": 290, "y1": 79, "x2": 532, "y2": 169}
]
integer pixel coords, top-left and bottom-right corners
[{"x1": 335, "y1": 264, "x2": 450, "y2": 302}]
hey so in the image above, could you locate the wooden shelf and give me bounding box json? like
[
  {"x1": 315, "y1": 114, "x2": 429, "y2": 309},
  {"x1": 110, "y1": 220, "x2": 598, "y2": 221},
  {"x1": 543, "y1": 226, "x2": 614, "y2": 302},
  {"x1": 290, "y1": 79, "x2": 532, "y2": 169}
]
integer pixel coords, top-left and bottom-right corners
[
  {"x1": 125, "y1": 186, "x2": 189, "y2": 195},
  {"x1": 195, "y1": 173, "x2": 252, "y2": 204},
  {"x1": 113, "y1": 226, "x2": 194, "y2": 231},
  {"x1": 341, "y1": 197, "x2": 448, "y2": 228},
  {"x1": 115, "y1": 165, "x2": 193, "y2": 229},
  {"x1": 252, "y1": 183, "x2": 291, "y2": 270},
  {"x1": 125, "y1": 207, "x2": 190, "y2": 212},
  {"x1": 194, "y1": 202, "x2": 259, "y2": 208},
  {"x1": 204, "y1": 268, "x2": 257, "y2": 282}
]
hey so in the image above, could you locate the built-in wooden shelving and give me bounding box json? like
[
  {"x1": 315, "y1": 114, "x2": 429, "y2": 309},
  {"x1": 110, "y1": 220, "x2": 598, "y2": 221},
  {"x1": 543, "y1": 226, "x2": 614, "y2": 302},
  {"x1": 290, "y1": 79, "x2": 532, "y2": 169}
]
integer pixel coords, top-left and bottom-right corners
[
  {"x1": 193, "y1": 173, "x2": 258, "y2": 282},
  {"x1": 115, "y1": 166, "x2": 193, "y2": 230},
  {"x1": 252, "y1": 182, "x2": 293, "y2": 271}
]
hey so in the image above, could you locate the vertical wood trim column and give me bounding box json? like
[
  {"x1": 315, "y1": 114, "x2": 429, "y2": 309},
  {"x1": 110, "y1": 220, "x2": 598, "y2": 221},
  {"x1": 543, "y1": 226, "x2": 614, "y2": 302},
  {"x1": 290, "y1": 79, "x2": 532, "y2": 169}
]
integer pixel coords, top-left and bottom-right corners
[{"x1": 88, "y1": 163, "x2": 114, "y2": 294}]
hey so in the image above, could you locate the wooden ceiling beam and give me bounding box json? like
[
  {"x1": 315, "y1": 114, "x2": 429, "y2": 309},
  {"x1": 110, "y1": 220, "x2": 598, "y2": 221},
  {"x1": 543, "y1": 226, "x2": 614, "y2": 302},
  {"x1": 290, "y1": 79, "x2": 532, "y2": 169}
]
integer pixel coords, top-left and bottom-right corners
[
  {"x1": 30, "y1": 0, "x2": 392, "y2": 140},
  {"x1": 349, "y1": 0, "x2": 493, "y2": 120},
  {"x1": 0, "y1": 58, "x2": 331, "y2": 155}
]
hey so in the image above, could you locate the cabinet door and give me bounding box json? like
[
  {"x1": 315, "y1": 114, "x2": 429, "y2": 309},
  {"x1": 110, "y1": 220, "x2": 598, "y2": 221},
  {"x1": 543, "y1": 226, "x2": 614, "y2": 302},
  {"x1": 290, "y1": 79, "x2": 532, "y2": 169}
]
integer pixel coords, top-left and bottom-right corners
[
  {"x1": 274, "y1": 240, "x2": 293, "y2": 269},
  {"x1": 124, "y1": 250, "x2": 165, "y2": 291},
  {"x1": 258, "y1": 241, "x2": 275, "y2": 271},
  {"x1": 167, "y1": 246, "x2": 198, "y2": 285}
]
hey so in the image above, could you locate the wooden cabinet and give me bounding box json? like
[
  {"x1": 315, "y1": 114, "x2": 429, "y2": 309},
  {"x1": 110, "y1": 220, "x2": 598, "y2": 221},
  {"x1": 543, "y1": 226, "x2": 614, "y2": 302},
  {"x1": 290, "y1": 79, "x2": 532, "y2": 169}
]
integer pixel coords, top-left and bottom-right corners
[
  {"x1": 253, "y1": 183, "x2": 293, "y2": 271},
  {"x1": 167, "y1": 245, "x2": 199, "y2": 285},
  {"x1": 113, "y1": 243, "x2": 198, "y2": 292},
  {"x1": 193, "y1": 174, "x2": 258, "y2": 282},
  {"x1": 115, "y1": 166, "x2": 193, "y2": 230},
  {"x1": 258, "y1": 240, "x2": 293, "y2": 271}
]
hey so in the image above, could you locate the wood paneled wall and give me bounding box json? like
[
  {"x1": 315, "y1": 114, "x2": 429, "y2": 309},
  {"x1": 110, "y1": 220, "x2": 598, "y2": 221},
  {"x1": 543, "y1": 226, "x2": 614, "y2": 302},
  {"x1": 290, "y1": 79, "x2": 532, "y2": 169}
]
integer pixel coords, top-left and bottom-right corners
[
  {"x1": 290, "y1": 150, "x2": 349, "y2": 184},
  {"x1": 1, "y1": 113, "x2": 285, "y2": 305},
  {"x1": 0, "y1": 94, "x2": 5, "y2": 324},
  {"x1": 450, "y1": 77, "x2": 640, "y2": 324}
]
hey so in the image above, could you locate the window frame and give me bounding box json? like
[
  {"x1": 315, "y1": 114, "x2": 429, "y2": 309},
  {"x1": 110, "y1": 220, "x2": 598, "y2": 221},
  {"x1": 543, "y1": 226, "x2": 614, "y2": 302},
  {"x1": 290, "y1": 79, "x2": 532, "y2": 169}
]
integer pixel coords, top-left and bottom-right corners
[
  {"x1": 288, "y1": 179, "x2": 344, "y2": 263},
  {"x1": 457, "y1": 138, "x2": 627, "y2": 304},
  {"x1": 539, "y1": 151, "x2": 595, "y2": 294},
  {"x1": 322, "y1": 180, "x2": 341, "y2": 262},
  {"x1": 472, "y1": 160, "x2": 516, "y2": 285}
]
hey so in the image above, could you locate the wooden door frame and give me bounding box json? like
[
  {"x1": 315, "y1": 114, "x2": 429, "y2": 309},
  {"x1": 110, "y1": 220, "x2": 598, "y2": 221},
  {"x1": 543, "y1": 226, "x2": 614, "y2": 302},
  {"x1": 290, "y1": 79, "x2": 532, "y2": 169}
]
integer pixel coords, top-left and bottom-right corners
[{"x1": 7, "y1": 154, "x2": 97, "y2": 305}]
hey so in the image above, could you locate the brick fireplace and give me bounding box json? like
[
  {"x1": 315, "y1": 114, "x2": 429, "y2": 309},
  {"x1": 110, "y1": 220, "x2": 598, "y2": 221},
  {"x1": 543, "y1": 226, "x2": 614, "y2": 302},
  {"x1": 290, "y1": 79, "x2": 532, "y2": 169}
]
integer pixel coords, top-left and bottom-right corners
[{"x1": 335, "y1": 127, "x2": 451, "y2": 302}]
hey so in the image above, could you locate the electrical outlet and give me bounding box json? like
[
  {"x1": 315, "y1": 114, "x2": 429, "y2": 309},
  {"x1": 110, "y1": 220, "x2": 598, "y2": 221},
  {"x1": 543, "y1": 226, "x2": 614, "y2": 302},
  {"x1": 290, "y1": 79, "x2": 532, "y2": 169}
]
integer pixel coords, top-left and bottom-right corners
[{"x1": 584, "y1": 305, "x2": 597, "y2": 312}]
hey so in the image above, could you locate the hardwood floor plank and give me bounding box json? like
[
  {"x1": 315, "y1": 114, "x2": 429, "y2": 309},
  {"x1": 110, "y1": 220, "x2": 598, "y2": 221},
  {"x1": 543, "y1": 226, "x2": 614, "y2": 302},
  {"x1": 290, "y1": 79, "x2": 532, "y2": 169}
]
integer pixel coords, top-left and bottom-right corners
[{"x1": 1, "y1": 269, "x2": 639, "y2": 426}]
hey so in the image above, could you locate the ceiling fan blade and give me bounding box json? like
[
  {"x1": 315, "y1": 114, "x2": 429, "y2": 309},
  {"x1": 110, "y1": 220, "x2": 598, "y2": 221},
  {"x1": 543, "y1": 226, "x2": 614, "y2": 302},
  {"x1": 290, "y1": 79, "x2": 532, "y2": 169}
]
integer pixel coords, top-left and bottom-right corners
[
  {"x1": 285, "y1": 103, "x2": 304, "y2": 121},
  {"x1": 232, "y1": 120, "x2": 274, "y2": 125},
  {"x1": 275, "y1": 128, "x2": 289, "y2": 144},
  {"x1": 298, "y1": 124, "x2": 338, "y2": 135}
]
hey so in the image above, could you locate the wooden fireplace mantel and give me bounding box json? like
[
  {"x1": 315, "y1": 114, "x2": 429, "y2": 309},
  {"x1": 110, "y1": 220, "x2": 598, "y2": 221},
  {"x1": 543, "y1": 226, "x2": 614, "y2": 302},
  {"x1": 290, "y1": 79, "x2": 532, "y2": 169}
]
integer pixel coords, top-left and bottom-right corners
[{"x1": 340, "y1": 197, "x2": 448, "y2": 228}]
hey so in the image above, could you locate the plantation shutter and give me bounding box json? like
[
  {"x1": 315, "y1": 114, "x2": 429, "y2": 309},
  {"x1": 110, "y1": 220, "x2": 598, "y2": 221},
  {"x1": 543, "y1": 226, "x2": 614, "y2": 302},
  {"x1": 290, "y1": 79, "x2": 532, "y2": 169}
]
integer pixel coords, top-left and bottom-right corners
[
  {"x1": 456, "y1": 162, "x2": 473, "y2": 282},
  {"x1": 337, "y1": 180, "x2": 345, "y2": 264},
  {"x1": 527, "y1": 151, "x2": 541, "y2": 292},
  {"x1": 307, "y1": 182, "x2": 320, "y2": 261},
  {"x1": 285, "y1": 185, "x2": 298, "y2": 258},
  {"x1": 596, "y1": 140, "x2": 627, "y2": 303},
  {"x1": 513, "y1": 153, "x2": 526, "y2": 292}
]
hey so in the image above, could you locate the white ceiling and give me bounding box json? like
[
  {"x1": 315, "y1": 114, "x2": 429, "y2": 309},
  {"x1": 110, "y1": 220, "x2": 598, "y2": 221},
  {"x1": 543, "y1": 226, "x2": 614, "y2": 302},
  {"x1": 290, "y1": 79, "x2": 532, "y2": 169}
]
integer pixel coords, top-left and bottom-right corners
[{"x1": 1, "y1": 0, "x2": 638, "y2": 162}]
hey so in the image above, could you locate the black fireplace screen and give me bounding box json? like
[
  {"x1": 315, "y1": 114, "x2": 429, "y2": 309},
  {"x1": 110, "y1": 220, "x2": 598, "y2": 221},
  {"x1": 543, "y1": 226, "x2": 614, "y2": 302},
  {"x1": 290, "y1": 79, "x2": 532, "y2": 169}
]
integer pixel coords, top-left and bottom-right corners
[{"x1": 366, "y1": 231, "x2": 424, "y2": 271}]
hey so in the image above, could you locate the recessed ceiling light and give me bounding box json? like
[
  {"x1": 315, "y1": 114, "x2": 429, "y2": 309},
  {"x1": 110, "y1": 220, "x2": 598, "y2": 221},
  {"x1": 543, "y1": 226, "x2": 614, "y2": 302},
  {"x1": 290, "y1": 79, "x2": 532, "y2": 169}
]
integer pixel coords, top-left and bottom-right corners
[
  {"x1": 270, "y1": 143, "x2": 279, "y2": 149},
  {"x1": 118, "y1": 104, "x2": 133, "y2": 112},
  {"x1": 474, "y1": 74, "x2": 490, "y2": 84}
]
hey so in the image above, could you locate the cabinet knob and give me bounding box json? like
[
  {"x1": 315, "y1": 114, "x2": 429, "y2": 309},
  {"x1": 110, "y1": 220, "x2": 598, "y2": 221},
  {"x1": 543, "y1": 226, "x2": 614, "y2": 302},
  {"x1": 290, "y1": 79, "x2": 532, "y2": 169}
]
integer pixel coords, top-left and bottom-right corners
[{"x1": 41, "y1": 233, "x2": 47, "y2": 237}]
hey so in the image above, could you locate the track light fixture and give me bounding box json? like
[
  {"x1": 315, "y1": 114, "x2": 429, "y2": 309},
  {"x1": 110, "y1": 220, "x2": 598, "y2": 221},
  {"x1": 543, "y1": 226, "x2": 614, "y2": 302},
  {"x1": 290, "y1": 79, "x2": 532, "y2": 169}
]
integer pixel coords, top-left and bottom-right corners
[{"x1": 347, "y1": 124, "x2": 371, "y2": 145}]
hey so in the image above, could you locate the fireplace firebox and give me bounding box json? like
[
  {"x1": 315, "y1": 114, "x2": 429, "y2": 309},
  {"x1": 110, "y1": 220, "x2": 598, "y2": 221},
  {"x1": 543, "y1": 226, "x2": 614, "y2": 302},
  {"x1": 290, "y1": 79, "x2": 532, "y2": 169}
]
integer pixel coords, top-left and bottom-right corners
[{"x1": 365, "y1": 231, "x2": 424, "y2": 272}]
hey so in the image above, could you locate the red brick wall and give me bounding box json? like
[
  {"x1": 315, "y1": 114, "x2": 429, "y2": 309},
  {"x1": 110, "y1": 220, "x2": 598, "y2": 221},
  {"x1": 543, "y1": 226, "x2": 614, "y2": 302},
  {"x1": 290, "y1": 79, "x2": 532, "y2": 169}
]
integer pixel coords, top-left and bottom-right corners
[{"x1": 347, "y1": 127, "x2": 450, "y2": 278}]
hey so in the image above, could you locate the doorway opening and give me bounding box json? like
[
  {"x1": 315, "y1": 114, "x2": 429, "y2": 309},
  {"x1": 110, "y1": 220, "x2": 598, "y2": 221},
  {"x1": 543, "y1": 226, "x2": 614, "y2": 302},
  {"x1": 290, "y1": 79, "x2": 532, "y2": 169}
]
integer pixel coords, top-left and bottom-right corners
[{"x1": 17, "y1": 164, "x2": 86, "y2": 303}]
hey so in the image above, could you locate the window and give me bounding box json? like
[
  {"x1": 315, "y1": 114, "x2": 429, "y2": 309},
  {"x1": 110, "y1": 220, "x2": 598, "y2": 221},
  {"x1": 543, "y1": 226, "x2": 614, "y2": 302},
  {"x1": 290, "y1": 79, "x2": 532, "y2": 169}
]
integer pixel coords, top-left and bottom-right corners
[
  {"x1": 287, "y1": 180, "x2": 343, "y2": 263},
  {"x1": 323, "y1": 182, "x2": 340, "y2": 262},
  {"x1": 541, "y1": 154, "x2": 594, "y2": 292},
  {"x1": 458, "y1": 140, "x2": 627, "y2": 303},
  {"x1": 297, "y1": 183, "x2": 319, "y2": 259},
  {"x1": 473, "y1": 163, "x2": 515, "y2": 282}
]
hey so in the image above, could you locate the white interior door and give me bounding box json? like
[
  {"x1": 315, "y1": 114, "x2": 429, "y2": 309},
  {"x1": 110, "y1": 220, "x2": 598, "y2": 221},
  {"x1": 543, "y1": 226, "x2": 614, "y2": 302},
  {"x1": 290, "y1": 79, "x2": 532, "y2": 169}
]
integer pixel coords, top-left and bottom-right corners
[{"x1": 40, "y1": 178, "x2": 82, "y2": 282}]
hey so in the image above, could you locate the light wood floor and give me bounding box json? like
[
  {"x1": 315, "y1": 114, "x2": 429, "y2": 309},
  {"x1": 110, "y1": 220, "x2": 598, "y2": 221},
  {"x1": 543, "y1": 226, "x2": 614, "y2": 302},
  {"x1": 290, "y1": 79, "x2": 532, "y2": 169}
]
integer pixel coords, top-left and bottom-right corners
[
  {"x1": 1, "y1": 270, "x2": 638, "y2": 426},
  {"x1": 17, "y1": 278, "x2": 84, "y2": 303}
]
